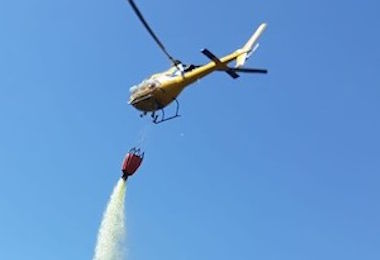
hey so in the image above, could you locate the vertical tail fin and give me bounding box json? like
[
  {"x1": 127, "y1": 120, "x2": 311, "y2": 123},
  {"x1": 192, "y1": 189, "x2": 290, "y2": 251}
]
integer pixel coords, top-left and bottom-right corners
[{"x1": 235, "y1": 23, "x2": 267, "y2": 68}]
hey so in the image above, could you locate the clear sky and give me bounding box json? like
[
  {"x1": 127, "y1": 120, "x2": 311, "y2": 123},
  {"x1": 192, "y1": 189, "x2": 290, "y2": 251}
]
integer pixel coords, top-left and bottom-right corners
[{"x1": 1, "y1": 0, "x2": 379, "y2": 259}]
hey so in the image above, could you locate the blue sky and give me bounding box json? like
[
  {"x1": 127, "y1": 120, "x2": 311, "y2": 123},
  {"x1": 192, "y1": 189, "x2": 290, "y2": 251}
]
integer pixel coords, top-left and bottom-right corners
[{"x1": 1, "y1": 0, "x2": 379, "y2": 259}]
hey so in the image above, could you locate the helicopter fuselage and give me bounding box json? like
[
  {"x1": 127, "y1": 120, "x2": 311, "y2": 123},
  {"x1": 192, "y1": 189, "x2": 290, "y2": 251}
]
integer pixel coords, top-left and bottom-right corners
[
  {"x1": 128, "y1": 50, "x2": 241, "y2": 112},
  {"x1": 126, "y1": 0, "x2": 267, "y2": 123}
]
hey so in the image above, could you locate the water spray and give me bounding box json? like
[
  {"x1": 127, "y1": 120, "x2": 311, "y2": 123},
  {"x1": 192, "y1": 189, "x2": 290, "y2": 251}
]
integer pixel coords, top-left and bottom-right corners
[{"x1": 93, "y1": 179, "x2": 127, "y2": 260}]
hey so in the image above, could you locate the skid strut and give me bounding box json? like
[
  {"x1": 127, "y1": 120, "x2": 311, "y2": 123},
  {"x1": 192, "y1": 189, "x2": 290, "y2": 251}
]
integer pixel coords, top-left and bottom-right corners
[{"x1": 152, "y1": 98, "x2": 180, "y2": 124}]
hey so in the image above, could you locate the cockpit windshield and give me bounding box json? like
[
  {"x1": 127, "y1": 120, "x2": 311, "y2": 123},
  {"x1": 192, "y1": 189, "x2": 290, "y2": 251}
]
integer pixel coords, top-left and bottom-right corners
[
  {"x1": 129, "y1": 79, "x2": 160, "y2": 94},
  {"x1": 129, "y1": 85, "x2": 139, "y2": 94}
]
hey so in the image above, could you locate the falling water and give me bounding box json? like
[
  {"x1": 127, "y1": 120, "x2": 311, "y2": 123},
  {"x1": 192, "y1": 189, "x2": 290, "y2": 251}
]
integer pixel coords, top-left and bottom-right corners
[{"x1": 93, "y1": 179, "x2": 127, "y2": 260}]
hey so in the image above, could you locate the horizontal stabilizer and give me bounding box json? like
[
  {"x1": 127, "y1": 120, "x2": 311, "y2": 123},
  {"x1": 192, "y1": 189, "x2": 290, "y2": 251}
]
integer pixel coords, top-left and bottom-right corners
[
  {"x1": 201, "y1": 48, "x2": 221, "y2": 64},
  {"x1": 231, "y1": 67, "x2": 268, "y2": 74},
  {"x1": 201, "y1": 49, "x2": 239, "y2": 79},
  {"x1": 217, "y1": 67, "x2": 268, "y2": 74}
]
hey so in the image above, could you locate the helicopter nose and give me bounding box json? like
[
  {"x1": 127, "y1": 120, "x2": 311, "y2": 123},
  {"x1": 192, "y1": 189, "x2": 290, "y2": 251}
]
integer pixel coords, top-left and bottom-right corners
[{"x1": 128, "y1": 95, "x2": 136, "y2": 104}]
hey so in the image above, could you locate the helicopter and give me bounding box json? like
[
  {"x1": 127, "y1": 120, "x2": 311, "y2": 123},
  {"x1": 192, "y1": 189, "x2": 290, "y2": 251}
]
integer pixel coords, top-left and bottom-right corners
[{"x1": 127, "y1": 0, "x2": 268, "y2": 124}]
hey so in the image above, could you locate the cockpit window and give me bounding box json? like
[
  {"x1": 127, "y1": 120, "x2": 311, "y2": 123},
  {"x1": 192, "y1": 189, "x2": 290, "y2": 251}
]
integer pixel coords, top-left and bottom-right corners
[
  {"x1": 129, "y1": 79, "x2": 160, "y2": 94},
  {"x1": 129, "y1": 85, "x2": 138, "y2": 94}
]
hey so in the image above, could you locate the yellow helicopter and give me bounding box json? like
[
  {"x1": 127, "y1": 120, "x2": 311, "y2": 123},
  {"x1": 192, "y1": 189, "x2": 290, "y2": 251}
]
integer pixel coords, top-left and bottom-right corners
[{"x1": 127, "y1": 0, "x2": 268, "y2": 123}]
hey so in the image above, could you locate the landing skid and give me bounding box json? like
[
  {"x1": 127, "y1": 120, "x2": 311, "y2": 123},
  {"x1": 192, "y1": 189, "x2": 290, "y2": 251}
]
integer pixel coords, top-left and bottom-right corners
[
  {"x1": 139, "y1": 98, "x2": 181, "y2": 124},
  {"x1": 153, "y1": 98, "x2": 181, "y2": 124}
]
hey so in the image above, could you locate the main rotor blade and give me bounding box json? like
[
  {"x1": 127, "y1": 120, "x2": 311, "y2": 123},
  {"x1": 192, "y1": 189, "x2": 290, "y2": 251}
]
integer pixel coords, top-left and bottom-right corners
[
  {"x1": 231, "y1": 68, "x2": 268, "y2": 74},
  {"x1": 128, "y1": 0, "x2": 177, "y2": 65}
]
